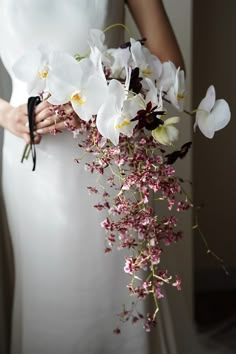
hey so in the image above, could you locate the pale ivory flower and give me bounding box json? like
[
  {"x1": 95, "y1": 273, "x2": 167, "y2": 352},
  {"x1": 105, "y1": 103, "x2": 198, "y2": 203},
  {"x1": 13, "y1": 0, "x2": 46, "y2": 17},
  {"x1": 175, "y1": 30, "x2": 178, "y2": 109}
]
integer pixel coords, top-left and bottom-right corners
[
  {"x1": 108, "y1": 47, "x2": 131, "y2": 79},
  {"x1": 88, "y1": 29, "x2": 107, "y2": 54},
  {"x1": 168, "y1": 67, "x2": 185, "y2": 111},
  {"x1": 48, "y1": 52, "x2": 108, "y2": 121},
  {"x1": 157, "y1": 61, "x2": 176, "y2": 92},
  {"x1": 89, "y1": 46, "x2": 106, "y2": 80},
  {"x1": 194, "y1": 85, "x2": 231, "y2": 138},
  {"x1": 96, "y1": 78, "x2": 140, "y2": 145},
  {"x1": 12, "y1": 44, "x2": 52, "y2": 95},
  {"x1": 130, "y1": 39, "x2": 162, "y2": 81},
  {"x1": 158, "y1": 61, "x2": 185, "y2": 111},
  {"x1": 89, "y1": 29, "x2": 131, "y2": 79},
  {"x1": 88, "y1": 29, "x2": 112, "y2": 69},
  {"x1": 144, "y1": 78, "x2": 163, "y2": 110},
  {"x1": 152, "y1": 116, "x2": 180, "y2": 146}
]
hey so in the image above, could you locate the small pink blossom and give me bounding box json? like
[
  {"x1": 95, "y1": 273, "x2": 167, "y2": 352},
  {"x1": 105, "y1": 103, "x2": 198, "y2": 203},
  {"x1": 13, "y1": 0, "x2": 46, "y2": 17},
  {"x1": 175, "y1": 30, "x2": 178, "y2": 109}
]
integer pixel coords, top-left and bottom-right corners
[{"x1": 172, "y1": 275, "x2": 182, "y2": 291}]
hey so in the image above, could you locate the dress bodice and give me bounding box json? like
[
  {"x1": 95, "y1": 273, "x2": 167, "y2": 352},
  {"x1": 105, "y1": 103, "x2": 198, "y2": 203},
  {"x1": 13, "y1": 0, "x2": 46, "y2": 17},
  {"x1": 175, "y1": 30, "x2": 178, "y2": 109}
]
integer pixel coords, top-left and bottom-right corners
[{"x1": 0, "y1": 0, "x2": 124, "y2": 105}]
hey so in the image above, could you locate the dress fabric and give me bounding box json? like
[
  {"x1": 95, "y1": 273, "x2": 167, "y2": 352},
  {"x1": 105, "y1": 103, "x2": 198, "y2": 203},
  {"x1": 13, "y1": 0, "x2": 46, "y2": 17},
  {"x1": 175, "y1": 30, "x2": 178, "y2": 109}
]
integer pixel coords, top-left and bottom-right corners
[{"x1": 0, "y1": 1, "x2": 228, "y2": 354}]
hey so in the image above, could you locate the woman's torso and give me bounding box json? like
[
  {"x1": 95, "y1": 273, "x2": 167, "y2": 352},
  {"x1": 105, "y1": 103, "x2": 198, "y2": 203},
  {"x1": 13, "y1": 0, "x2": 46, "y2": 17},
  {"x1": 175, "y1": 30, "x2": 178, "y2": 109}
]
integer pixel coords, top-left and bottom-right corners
[
  {"x1": 0, "y1": 0, "x2": 125, "y2": 106},
  {"x1": 0, "y1": 0, "x2": 125, "y2": 161}
]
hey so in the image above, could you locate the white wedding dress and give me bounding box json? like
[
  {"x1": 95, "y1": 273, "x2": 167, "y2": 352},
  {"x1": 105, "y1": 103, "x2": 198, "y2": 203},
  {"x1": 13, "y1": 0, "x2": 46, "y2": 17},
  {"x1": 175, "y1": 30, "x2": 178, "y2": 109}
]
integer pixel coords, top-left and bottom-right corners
[
  {"x1": 0, "y1": 1, "x2": 150, "y2": 353},
  {"x1": 0, "y1": 1, "x2": 234, "y2": 354}
]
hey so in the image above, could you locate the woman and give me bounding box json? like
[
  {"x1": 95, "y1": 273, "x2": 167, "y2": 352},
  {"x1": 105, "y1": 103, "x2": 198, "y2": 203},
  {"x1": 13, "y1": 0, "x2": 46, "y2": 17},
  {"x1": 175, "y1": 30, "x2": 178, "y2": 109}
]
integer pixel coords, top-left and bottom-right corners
[{"x1": 0, "y1": 1, "x2": 187, "y2": 353}]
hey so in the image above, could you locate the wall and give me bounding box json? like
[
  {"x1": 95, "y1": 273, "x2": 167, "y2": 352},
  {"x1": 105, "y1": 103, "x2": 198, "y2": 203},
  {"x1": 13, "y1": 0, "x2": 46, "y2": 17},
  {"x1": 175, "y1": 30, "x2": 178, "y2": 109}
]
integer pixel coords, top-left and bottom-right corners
[{"x1": 193, "y1": 0, "x2": 236, "y2": 291}]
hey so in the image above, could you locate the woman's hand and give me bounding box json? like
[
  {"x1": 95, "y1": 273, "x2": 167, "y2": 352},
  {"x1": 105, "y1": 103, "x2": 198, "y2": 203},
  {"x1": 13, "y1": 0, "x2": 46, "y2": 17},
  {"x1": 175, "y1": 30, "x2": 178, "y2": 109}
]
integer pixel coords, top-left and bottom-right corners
[
  {"x1": 0, "y1": 99, "x2": 80, "y2": 142},
  {"x1": 3, "y1": 102, "x2": 41, "y2": 144},
  {"x1": 34, "y1": 101, "x2": 81, "y2": 135}
]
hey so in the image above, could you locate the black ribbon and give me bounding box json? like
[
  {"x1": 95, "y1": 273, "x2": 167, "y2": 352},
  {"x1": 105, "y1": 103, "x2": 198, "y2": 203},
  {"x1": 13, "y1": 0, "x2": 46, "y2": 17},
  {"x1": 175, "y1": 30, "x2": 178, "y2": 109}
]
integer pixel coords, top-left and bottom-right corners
[{"x1": 27, "y1": 96, "x2": 41, "y2": 171}]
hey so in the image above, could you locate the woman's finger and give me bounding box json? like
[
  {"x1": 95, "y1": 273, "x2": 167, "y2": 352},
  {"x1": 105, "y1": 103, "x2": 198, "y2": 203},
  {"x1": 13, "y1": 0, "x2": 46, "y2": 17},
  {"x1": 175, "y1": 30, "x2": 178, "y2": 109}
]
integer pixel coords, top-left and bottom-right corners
[
  {"x1": 36, "y1": 120, "x2": 66, "y2": 135},
  {"x1": 34, "y1": 107, "x2": 56, "y2": 124},
  {"x1": 34, "y1": 100, "x2": 51, "y2": 115}
]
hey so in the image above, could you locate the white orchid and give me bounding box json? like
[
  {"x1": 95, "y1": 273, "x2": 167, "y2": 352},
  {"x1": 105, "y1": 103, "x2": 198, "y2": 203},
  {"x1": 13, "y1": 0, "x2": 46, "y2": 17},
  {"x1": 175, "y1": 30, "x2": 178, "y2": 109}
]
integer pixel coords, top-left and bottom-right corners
[
  {"x1": 48, "y1": 52, "x2": 108, "y2": 121},
  {"x1": 88, "y1": 29, "x2": 107, "y2": 54},
  {"x1": 89, "y1": 45, "x2": 106, "y2": 80},
  {"x1": 96, "y1": 79, "x2": 140, "y2": 145},
  {"x1": 152, "y1": 116, "x2": 180, "y2": 146},
  {"x1": 108, "y1": 47, "x2": 131, "y2": 79},
  {"x1": 158, "y1": 62, "x2": 185, "y2": 111},
  {"x1": 157, "y1": 61, "x2": 176, "y2": 92},
  {"x1": 194, "y1": 85, "x2": 231, "y2": 138},
  {"x1": 168, "y1": 67, "x2": 185, "y2": 111},
  {"x1": 144, "y1": 78, "x2": 163, "y2": 110},
  {"x1": 130, "y1": 39, "x2": 162, "y2": 81},
  {"x1": 12, "y1": 44, "x2": 52, "y2": 95},
  {"x1": 88, "y1": 29, "x2": 113, "y2": 74}
]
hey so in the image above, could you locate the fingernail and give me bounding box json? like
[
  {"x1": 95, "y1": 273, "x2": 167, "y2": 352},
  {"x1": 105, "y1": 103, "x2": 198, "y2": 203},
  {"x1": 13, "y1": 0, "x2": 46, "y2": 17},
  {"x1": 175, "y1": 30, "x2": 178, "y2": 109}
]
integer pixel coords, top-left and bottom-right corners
[
  {"x1": 25, "y1": 122, "x2": 29, "y2": 127},
  {"x1": 36, "y1": 129, "x2": 43, "y2": 134}
]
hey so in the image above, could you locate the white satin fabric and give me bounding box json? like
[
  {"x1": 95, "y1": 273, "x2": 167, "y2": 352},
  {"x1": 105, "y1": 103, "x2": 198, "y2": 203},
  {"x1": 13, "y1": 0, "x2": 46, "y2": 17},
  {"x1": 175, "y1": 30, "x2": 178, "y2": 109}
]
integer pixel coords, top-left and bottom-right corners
[{"x1": 0, "y1": 1, "x2": 232, "y2": 354}]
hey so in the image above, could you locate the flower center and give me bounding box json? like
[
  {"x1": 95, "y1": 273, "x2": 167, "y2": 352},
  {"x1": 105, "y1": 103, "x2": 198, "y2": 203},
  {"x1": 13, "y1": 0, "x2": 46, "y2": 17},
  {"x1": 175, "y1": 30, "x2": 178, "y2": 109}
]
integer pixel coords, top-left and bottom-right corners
[
  {"x1": 142, "y1": 68, "x2": 153, "y2": 77},
  {"x1": 115, "y1": 119, "x2": 130, "y2": 129},
  {"x1": 38, "y1": 65, "x2": 49, "y2": 80},
  {"x1": 71, "y1": 93, "x2": 86, "y2": 105},
  {"x1": 177, "y1": 93, "x2": 185, "y2": 100}
]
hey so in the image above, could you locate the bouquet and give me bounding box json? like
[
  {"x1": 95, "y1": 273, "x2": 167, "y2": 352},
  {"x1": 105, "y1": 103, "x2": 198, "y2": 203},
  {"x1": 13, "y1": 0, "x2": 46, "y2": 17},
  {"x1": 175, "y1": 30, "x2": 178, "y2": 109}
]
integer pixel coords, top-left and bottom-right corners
[{"x1": 13, "y1": 26, "x2": 231, "y2": 332}]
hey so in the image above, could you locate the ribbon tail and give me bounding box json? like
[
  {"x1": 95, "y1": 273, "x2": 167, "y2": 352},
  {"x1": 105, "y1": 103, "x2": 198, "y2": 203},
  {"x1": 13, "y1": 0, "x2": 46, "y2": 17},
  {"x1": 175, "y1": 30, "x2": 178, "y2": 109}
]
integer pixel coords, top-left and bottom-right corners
[{"x1": 27, "y1": 96, "x2": 41, "y2": 171}]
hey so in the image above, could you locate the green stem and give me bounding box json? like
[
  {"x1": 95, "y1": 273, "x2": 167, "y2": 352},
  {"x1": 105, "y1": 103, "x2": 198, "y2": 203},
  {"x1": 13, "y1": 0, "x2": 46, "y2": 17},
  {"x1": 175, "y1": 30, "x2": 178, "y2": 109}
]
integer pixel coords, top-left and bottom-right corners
[
  {"x1": 103, "y1": 23, "x2": 132, "y2": 37},
  {"x1": 21, "y1": 144, "x2": 31, "y2": 163}
]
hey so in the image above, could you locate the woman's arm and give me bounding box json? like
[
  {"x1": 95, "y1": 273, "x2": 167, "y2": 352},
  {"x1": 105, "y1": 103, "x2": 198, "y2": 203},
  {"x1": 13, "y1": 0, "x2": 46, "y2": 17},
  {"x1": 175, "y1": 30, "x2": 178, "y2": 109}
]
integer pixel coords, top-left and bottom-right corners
[{"x1": 126, "y1": 0, "x2": 185, "y2": 69}]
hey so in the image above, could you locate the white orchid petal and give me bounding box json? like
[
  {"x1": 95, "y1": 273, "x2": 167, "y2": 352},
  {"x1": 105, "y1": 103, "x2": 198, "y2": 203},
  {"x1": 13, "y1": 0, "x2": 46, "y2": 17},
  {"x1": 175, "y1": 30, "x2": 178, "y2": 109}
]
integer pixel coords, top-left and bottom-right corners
[
  {"x1": 123, "y1": 96, "x2": 141, "y2": 118},
  {"x1": 150, "y1": 54, "x2": 162, "y2": 79},
  {"x1": 109, "y1": 125, "x2": 120, "y2": 146},
  {"x1": 145, "y1": 78, "x2": 158, "y2": 106},
  {"x1": 84, "y1": 75, "x2": 108, "y2": 114},
  {"x1": 89, "y1": 46, "x2": 105, "y2": 80},
  {"x1": 96, "y1": 96, "x2": 120, "y2": 144},
  {"x1": 158, "y1": 61, "x2": 176, "y2": 91},
  {"x1": 108, "y1": 47, "x2": 130, "y2": 78},
  {"x1": 88, "y1": 29, "x2": 106, "y2": 52},
  {"x1": 48, "y1": 74, "x2": 75, "y2": 103},
  {"x1": 166, "y1": 125, "x2": 179, "y2": 143},
  {"x1": 152, "y1": 127, "x2": 169, "y2": 145},
  {"x1": 198, "y1": 85, "x2": 216, "y2": 113},
  {"x1": 165, "y1": 116, "x2": 180, "y2": 125},
  {"x1": 167, "y1": 86, "x2": 180, "y2": 110},
  {"x1": 48, "y1": 96, "x2": 69, "y2": 105},
  {"x1": 50, "y1": 51, "x2": 81, "y2": 86},
  {"x1": 108, "y1": 79, "x2": 125, "y2": 110},
  {"x1": 179, "y1": 70, "x2": 185, "y2": 92},
  {"x1": 196, "y1": 111, "x2": 215, "y2": 138},
  {"x1": 12, "y1": 49, "x2": 42, "y2": 82},
  {"x1": 131, "y1": 40, "x2": 144, "y2": 66},
  {"x1": 212, "y1": 99, "x2": 231, "y2": 131},
  {"x1": 79, "y1": 58, "x2": 96, "y2": 80},
  {"x1": 27, "y1": 77, "x2": 45, "y2": 95},
  {"x1": 124, "y1": 66, "x2": 132, "y2": 95},
  {"x1": 96, "y1": 94, "x2": 118, "y2": 136},
  {"x1": 71, "y1": 99, "x2": 94, "y2": 121}
]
